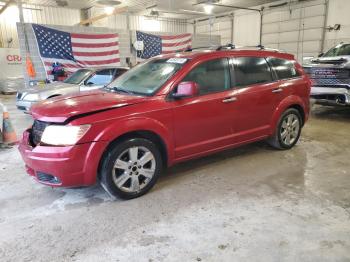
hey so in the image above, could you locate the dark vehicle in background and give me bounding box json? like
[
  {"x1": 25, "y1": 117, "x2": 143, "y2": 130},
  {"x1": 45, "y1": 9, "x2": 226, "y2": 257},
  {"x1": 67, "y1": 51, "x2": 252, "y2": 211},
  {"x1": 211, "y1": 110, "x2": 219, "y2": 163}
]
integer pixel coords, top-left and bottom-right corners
[
  {"x1": 303, "y1": 43, "x2": 350, "y2": 106},
  {"x1": 16, "y1": 67, "x2": 128, "y2": 112}
]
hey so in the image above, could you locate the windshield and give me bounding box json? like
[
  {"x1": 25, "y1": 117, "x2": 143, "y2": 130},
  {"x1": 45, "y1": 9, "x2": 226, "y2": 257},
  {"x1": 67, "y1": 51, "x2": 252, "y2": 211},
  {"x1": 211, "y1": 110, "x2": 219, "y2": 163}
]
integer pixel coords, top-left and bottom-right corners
[
  {"x1": 323, "y1": 44, "x2": 350, "y2": 57},
  {"x1": 64, "y1": 69, "x2": 91, "y2": 84},
  {"x1": 107, "y1": 58, "x2": 187, "y2": 95}
]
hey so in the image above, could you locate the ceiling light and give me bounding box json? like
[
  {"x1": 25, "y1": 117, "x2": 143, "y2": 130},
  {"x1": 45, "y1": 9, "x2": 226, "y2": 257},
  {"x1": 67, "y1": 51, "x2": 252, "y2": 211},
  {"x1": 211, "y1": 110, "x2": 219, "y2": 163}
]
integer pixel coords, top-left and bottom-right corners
[
  {"x1": 203, "y1": 4, "x2": 214, "y2": 14},
  {"x1": 97, "y1": 0, "x2": 121, "y2": 6},
  {"x1": 105, "y1": 6, "x2": 115, "y2": 14}
]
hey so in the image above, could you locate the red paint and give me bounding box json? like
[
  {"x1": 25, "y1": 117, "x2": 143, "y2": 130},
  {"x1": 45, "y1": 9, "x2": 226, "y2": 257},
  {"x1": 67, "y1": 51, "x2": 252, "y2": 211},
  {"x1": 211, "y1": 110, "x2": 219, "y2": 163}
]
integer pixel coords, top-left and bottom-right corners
[{"x1": 19, "y1": 49, "x2": 311, "y2": 187}]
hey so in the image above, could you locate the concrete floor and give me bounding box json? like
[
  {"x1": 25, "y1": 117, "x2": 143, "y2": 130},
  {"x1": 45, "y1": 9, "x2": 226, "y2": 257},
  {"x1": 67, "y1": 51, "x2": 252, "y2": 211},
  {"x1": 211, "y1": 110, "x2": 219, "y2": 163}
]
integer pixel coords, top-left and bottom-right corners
[{"x1": 0, "y1": 94, "x2": 350, "y2": 262}]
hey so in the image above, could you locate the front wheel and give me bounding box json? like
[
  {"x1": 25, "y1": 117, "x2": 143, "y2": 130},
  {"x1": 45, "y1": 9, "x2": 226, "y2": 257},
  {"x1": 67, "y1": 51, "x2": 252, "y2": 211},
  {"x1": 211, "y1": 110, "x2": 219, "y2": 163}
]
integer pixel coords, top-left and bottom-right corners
[
  {"x1": 100, "y1": 138, "x2": 163, "y2": 199},
  {"x1": 267, "y1": 108, "x2": 302, "y2": 150}
]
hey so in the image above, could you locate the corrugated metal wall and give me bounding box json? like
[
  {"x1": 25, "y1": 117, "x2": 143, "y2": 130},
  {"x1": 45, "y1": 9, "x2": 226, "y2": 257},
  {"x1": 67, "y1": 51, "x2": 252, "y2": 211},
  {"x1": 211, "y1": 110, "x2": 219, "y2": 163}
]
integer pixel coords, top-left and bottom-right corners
[
  {"x1": 0, "y1": 4, "x2": 80, "y2": 48},
  {"x1": 324, "y1": 0, "x2": 350, "y2": 51},
  {"x1": 192, "y1": 0, "x2": 329, "y2": 62},
  {"x1": 89, "y1": 7, "x2": 188, "y2": 33},
  {"x1": 261, "y1": 0, "x2": 326, "y2": 61},
  {"x1": 196, "y1": 17, "x2": 233, "y2": 45}
]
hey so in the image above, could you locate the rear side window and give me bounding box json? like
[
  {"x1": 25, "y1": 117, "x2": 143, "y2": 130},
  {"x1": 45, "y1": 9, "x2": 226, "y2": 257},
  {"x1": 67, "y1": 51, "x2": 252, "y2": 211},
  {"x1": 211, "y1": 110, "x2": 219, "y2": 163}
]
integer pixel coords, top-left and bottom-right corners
[
  {"x1": 232, "y1": 57, "x2": 273, "y2": 87},
  {"x1": 267, "y1": 58, "x2": 300, "y2": 79}
]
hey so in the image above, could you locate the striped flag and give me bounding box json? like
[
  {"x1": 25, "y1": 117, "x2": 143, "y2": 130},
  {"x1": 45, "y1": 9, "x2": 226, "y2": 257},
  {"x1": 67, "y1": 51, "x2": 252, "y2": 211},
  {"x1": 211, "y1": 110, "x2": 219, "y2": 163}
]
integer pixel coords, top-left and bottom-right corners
[
  {"x1": 136, "y1": 31, "x2": 192, "y2": 60},
  {"x1": 32, "y1": 24, "x2": 120, "y2": 77}
]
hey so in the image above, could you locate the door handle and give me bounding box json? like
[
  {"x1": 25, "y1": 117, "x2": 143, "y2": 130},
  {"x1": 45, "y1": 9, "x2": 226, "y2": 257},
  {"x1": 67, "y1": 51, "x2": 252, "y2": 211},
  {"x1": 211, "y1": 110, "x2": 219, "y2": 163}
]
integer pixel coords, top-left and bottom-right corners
[
  {"x1": 222, "y1": 97, "x2": 237, "y2": 103},
  {"x1": 272, "y1": 88, "x2": 283, "y2": 93}
]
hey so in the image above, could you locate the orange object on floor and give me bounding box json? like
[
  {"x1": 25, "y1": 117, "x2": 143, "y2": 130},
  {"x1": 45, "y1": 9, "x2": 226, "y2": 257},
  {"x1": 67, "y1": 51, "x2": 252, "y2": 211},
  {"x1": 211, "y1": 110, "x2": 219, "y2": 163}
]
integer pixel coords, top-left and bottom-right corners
[{"x1": 2, "y1": 107, "x2": 17, "y2": 145}]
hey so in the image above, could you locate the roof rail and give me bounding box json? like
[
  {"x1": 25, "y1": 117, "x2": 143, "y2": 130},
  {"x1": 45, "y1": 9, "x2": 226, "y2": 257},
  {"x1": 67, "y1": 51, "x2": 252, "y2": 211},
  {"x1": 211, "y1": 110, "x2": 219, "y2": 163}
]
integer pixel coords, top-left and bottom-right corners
[
  {"x1": 184, "y1": 46, "x2": 218, "y2": 52},
  {"x1": 216, "y1": 43, "x2": 235, "y2": 50}
]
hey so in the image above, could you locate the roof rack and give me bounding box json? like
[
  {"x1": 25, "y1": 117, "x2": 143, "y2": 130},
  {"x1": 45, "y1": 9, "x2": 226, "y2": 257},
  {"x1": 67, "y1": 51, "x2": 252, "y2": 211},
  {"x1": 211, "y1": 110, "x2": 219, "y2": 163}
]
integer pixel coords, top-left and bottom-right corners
[
  {"x1": 183, "y1": 44, "x2": 281, "y2": 53},
  {"x1": 184, "y1": 46, "x2": 218, "y2": 52},
  {"x1": 216, "y1": 43, "x2": 235, "y2": 50}
]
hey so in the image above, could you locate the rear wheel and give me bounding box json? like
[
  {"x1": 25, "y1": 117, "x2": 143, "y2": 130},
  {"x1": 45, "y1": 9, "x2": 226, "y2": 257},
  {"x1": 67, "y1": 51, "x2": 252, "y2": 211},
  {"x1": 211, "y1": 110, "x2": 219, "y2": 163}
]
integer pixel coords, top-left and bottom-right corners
[
  {"x1": 100, "y1": 138, "x2": 163, "y2": 199},
  {"x1": 267, "y1": 108, "x2": 302, "y2": 150}
]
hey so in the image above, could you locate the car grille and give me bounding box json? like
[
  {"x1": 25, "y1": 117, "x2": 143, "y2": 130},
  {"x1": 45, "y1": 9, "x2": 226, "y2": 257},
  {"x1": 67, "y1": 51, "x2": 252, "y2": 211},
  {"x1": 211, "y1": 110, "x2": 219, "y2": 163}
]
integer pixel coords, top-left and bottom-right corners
[
  {"x1": 306, "y1": 68, "x2": 350, "y2": 79},
  {"x1": 311, "y1": 78, "x2": 350, "y2": 88},
  {"x1": 31, "y1": 120, "x2": 50, "y2": 146}
]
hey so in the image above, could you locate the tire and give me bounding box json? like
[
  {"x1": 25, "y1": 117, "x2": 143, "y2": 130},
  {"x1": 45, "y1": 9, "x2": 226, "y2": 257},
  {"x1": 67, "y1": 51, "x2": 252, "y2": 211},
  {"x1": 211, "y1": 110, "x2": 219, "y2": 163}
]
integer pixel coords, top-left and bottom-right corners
[
  {"x1": 99, "y1": 138, "x2": 163, "y2": 199},
  {"x1": 267, "y1": 108, "x2": 302, "y2": 150}
]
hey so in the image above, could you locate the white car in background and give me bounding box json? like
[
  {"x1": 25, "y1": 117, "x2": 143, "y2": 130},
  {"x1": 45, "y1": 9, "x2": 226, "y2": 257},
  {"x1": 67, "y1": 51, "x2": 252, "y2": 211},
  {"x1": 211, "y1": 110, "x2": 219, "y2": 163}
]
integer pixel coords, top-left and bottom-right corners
[{"x1": 16, "y1": 67, "x2": 129, "y2": 112}]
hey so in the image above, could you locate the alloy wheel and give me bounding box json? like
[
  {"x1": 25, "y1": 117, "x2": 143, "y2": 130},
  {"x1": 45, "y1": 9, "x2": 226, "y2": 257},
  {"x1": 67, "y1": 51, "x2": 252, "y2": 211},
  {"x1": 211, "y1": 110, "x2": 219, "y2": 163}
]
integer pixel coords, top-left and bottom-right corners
[
  {"x1": 280, "y1": 114, "x2": 300, "y2": 146},
  {"x1": 112, "y1": 146, "x2": 156, "y2": 193}
]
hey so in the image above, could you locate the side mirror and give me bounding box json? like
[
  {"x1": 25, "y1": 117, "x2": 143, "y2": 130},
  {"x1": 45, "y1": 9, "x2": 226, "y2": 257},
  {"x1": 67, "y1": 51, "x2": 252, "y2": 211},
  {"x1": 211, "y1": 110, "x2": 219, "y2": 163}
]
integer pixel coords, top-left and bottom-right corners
[
  {"x1": 318, "y1": 53, "x2": 324, "y2": 57},
  {"x1": 85, "y1": 82, "x2": 94, "y2": 86},
  {"x1": 172, "y1": 81, "x2": 199, "y2": 99}
]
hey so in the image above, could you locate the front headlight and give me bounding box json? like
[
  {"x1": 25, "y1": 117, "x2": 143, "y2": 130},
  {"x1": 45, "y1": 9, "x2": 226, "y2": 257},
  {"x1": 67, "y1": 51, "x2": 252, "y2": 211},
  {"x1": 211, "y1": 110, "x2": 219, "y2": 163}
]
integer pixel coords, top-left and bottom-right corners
[
  {"x1": 23, "y1": 93, "x2": 40, "y2": 102},
  {"x1": 41, "y1": 125, "x2": 91, "y2": 146}
]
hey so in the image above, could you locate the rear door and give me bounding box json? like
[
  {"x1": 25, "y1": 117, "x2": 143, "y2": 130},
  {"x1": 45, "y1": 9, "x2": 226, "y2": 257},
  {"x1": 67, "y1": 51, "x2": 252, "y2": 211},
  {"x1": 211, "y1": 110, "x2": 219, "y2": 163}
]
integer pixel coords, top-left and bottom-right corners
[{"x1": 230, "y1": 56, "x2": 284, "y2": 141}]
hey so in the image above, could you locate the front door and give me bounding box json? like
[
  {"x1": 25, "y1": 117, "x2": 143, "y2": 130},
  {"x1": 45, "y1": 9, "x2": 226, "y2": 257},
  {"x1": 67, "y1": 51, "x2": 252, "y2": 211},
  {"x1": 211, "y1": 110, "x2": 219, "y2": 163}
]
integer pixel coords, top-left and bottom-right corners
[{"x1": 171, "y1": 58, "x2": 236, "y2": 160}]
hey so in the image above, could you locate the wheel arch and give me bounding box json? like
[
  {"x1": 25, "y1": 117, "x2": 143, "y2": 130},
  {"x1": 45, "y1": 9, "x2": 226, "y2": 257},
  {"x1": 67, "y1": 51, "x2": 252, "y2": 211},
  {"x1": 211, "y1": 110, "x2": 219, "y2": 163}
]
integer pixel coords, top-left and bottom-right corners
[
  {"x1": 270, "y1": 95, "x2": 307, "y2": 134},
  {"x1": 46, "y1": 94, "x2": 61, "y2": 99},
  {"x1": 288, "y1": 104, "x2": 305, "y2": 126},
  {"x1": 97, "y1": 129, "x2": 169, "y2": 181}
]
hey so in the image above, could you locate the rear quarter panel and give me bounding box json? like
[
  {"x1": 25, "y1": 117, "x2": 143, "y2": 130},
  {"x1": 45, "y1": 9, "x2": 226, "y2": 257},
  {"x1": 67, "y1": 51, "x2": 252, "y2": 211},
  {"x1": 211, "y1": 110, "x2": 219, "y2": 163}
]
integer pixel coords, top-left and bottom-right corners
[{"x1": 270, "y1": 76, "x2": 310, "y2": 134}]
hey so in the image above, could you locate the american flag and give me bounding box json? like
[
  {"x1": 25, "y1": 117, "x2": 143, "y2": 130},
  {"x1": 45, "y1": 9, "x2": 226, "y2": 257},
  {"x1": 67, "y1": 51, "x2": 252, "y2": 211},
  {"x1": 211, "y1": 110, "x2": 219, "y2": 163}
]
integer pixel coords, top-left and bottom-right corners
[
  {"x1": 136, "y1": 31, "x2": 192, "y2": 60},
  {"x1": 32, "y1": 24, "x2": 120, "y2": 76}
]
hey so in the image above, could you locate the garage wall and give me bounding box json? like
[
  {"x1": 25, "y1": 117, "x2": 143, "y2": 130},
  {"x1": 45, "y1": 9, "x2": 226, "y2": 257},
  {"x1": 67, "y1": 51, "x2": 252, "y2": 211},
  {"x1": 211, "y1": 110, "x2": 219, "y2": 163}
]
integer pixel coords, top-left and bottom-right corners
[
  {"x1": 89, "y1": 8, "x2": 188, "y2": 33},
  {"x1": 323, "y1": 0, "x2": 350, "y2": 50},
  {"x1": 194, "y1": 16, "x2": 233, "y2": 45},
  {"x1": 234, "y1": 10, "x2": 261, "y2": 46},
  {"x1": 261, "y1": 0, "x2": 326, "y2": 61},
  {"x1": 0, "y1": 4, "x2": 80, "y2": 48},
  {"x1": 189, "y1": 0, "x2": 334, "y2": 62}
]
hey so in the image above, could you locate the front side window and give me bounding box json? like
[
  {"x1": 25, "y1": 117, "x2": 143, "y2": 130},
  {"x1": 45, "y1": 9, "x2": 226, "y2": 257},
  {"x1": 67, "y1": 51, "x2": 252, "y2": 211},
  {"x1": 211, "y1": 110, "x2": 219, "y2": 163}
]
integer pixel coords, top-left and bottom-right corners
[
  {"x1": 267, "y1": 57, "x2": 300, "y2": 80},
  {"x1": 85, "y1": 69, "x2": 115, "y2": 86},
  {"x1": 182, "y1": 58, "x2": 230, "y2": 95},
  {"x1": 232, "y1": 57, "x2": 273, "y2": 87},
  {"x1": 108, "y1": 59, "x2": 186, "y2": 95}
]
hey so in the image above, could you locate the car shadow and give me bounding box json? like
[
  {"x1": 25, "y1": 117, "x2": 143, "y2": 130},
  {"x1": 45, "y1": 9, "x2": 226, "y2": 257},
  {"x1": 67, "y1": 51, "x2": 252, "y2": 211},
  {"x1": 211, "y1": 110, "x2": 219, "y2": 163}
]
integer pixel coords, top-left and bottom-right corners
[
  {"x1": 311, "y1": 105, "x2": 350, "y2": 121},
  {"x1": 56, "y1": 141, "x2": 273, "y2": 206},
  {"x1": 159, "y1": 141, "x2": 272, "y2": 181}
]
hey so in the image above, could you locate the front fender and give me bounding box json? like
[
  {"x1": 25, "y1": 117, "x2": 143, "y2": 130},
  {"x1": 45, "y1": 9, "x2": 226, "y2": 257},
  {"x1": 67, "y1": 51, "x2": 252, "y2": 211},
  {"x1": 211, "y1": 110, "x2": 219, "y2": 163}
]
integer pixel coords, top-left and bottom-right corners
[
  {"x1": 93, "y1": 116, "x2": 175, "y2": 166},
  {"x1": 269, "y1": 95, "x2": 308, "y2": 135}
]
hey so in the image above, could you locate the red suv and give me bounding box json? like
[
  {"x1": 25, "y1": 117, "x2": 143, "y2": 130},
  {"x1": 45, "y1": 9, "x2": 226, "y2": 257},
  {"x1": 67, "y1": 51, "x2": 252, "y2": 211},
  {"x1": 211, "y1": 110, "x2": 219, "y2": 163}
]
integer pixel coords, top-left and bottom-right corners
[{"x1": 19, "y1": 47, "x2": 311, "y2": 199}]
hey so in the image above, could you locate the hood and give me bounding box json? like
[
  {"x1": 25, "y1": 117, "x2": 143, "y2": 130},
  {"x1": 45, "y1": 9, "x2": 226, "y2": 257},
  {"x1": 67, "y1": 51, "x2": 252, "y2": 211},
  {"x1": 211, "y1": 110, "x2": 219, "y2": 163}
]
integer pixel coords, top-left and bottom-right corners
[
  {"x1": 305, "y1": 55, "x2": 350, "y2": 68},
  {"x1": 30, "y1": 89, "x2": 147, "y2": 123},
  {"x1": 19, "y1": 82, "x2": 76, "y2": 94}
]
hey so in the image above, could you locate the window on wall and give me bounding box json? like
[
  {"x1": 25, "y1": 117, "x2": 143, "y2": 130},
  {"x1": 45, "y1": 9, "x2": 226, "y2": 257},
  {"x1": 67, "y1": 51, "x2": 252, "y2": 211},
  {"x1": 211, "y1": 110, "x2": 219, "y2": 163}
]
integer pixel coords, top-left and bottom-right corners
[
  {"x1": 267, "y1": 57, "x2": 300, "y2": 80},
  {"x1": 232, "y1": 57, "x2": 273, "y2": 87},
  {"x1": 182, "y1": 58, "x2": 231, "y2": 95}
]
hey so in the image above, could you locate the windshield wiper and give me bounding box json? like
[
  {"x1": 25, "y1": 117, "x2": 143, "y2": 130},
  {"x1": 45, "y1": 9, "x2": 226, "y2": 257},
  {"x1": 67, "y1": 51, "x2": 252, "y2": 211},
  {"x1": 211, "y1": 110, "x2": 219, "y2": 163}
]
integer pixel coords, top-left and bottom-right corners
[{"x1": 111, "y1": 86, "x2": 135, "y2": 95}]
